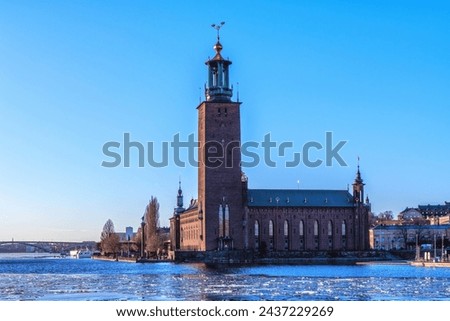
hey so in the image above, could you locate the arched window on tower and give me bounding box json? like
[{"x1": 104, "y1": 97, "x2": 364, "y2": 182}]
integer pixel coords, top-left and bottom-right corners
[
  {"x1": 284, "y1": 220, "x2": 289, "y2": 250},
  {"x1": 269, "y1": 220, "x2": 274, "y2": 251}
]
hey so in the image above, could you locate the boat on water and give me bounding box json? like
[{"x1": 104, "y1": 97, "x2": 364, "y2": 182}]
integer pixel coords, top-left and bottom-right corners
[{"x1": 69, "y1": 249, "x2": 92, "y2": 259}]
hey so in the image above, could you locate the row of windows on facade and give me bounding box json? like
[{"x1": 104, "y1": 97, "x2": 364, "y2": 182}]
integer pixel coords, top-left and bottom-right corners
[
  {"x1": 180, "y1": 219, "x2": 351, "y2": 242},
  {"x1": 181, "y1": 227, "x2": 200, "y2": 241},
  {"x1": 253, "y1": 220, "x2": 349, "y2": 237},
  {"x1": 254, "y1": 220, "x2": 349, "y2": 251}
]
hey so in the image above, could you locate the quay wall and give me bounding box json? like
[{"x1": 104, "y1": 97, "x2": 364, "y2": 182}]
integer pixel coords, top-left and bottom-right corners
[{"x1": 173, "y1": 250, "x2": 391, "y2": 265}]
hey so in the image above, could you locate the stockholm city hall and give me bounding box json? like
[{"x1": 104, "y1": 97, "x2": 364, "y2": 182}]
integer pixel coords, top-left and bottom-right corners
[{"x1": 169, "y1": 26, "x2": 370, "y2": 259}]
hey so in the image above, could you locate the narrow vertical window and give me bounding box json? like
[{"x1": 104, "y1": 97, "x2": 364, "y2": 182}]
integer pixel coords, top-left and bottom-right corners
[
  {"x1": 284, "y1": 220, "x2": 289, "y2": 250},
  {"x1": 224, "y1": 205, "x2": 230, "y2": 237},
  {"x1": 314, "y1": 220, "x2": 319, "y2": 236},
  {"x1": 269, "y1": 220, "x2": 274, "y2": 251},
  {"x1": 254, "y1": 220, "x2": 260, "y2": 249},
  {"x1": 218, "y1": 204, "x2": 223, "y2": 237}
]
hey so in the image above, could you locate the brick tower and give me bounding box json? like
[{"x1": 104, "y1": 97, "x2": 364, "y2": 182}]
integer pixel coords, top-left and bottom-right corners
[{"x1": 197, "y1": 26, "x2": 245, "y2": 251}]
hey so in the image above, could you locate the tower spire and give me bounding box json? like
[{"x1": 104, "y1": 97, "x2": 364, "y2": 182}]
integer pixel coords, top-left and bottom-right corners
[
  {"x1": 205, "y1": 22, "x2": 233, "y2": 102},
  {"x1": 352, "y1": 157, "x2": 365, "y2": 203},
  {"x1": 354, "y1": 156, "x2": 363, "y2": 183},
  {"x1": 177, "y1": 179, "x2": 183, "y2": 209}
]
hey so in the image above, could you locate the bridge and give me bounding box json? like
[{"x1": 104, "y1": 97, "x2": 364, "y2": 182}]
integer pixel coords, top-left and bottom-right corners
[{"x1": 0, "y1": 240, "x2": 97, "y2": 253}]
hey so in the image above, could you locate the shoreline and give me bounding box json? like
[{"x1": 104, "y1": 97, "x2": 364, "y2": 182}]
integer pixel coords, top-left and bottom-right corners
[
  {"x1": 409, "y1": 261, "x2": 450, "y2": 268},
  {"x1": 91, "y1": 254, "x2": 412, "y2": 267}
]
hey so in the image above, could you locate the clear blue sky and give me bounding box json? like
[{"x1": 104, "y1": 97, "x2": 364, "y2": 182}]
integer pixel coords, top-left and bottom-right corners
[{"x1": 1, "y1": 1, "x2": 449, "y2": 241}]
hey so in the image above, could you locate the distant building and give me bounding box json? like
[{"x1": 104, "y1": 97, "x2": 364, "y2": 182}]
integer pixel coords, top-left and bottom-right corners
[
  {"x1": 398, "y1": 208, "x2": 423, "y2": 221},
  {"x1": 418, "y1": 202, "x2": 450, "y2": 219},
  {"x1": 116, "y1": 226, "x2": 136, "y2": 242},
  {"x1": 438, "y1": 215, "x2": 450, "y2": 225},
  {"x1": 370, "y1": 224, "x2": 450, "y2": 250},
  {"x1": 125, "y1": 227, "x2": 134, "y2": 240}
]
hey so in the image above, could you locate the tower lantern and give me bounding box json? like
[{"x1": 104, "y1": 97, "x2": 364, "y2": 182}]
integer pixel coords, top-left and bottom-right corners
[{"x1": 205, "y1": 22, "x2": 233, "y2": 102}]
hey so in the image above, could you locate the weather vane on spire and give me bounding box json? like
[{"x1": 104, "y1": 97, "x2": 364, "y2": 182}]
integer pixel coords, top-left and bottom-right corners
[{"x1": 211, "y1": 21, "x2": 225, "y2": 41}]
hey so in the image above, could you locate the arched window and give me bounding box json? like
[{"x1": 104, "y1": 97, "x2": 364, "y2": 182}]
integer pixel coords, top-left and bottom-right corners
[
  {"x1": 299, "y1": 220, "x2": 304, "y2": 236},
  {"x1": 314, "y1": 220, "x2": 319, "y2": 236},
  {"x1": 254, "y1": 220, "x2": 260, "y2": 249},
  {"x1": 342, "y1": 221, "x2": 346, "y2": 236},
  {"x1": 284, "y1": 220, "x2": 289, "y2": 237},
  {"x1": 328, "y1": 220, "x2": 333, "y2": 249},
  {"x1": 284, "y1": 220, "x2": 289, "y2": 250},
  {"x1": 269, "y1": 220, "x2": 274, "y2": 251}
]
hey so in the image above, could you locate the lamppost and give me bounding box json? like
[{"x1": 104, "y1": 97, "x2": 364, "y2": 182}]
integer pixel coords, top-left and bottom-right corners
[
  {"x1": 127, "y1": 235, "x2": 130, "y2": 258},
  {"x1": 415, "y1": 233, "x2": 419, "y2": 261},
  {"x1": 433, "y1": 233, "x2": 437, "y2": 261},
  {"x1": 141, "y1": 216, "x2": 146, "y2": 259}
]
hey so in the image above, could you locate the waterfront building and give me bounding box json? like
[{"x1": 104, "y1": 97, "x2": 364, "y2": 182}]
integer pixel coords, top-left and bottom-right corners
[
  {"x1": 169, "y1": 31, "x2": 371, "y2": 256},
  {"x1": 398, "y1": 208, "x2": 423, "y2": 222},
  {"x1": 370, "y1": 224, "x2": 450, "y2": 251},
  {"x1": 418, "y1": 202, "x2": 450, "y2": 219},
  {"x1": 397, "y1": 202, "x2": 450, "y2": 226}
]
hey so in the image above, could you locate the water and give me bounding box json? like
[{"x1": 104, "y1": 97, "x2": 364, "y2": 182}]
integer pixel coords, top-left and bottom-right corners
[{"x1": 1, "y1": 254, "x2": 449, "y2": 301}]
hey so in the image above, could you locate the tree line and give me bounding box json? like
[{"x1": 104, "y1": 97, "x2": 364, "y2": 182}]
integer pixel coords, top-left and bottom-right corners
[{"x1": 99, "y1": 196, "x2": 167, "y2": 258}]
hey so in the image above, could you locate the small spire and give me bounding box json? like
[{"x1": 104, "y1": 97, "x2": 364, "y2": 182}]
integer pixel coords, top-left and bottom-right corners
[
  {"x1": 178, "y1": 178, "x2": 182, "y2": 196},
  {"x1": 354, "y1": 156, "x2": 363, "y2": 184},
  {"x1": 211, "y1": 22, "x2": 226, "y2": 60},
  {"x1": 176, "y1": 179, "x2": 183, "y2": 208}
]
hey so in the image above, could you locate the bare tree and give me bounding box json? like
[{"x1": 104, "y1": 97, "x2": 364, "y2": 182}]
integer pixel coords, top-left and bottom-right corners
[
  {"x1": 144, "y1": 196, "x2": 160, "y2": 255},
  {"x1": 379, "y1": 211, "x2": 394, "y2": 221},
  {"x1": 100, "y1": 219, "x2": 121, "y2": 256},
  {"x1": 133, "y1": 228, "x2": 142, "y2": 253},
  {"x1": 399, "y1": 227, "x2": 411, "y2": 250}
]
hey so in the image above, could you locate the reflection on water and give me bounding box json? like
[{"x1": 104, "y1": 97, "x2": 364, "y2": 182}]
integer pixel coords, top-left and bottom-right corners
[{"x1": 0, "y1": 254, "x2": 449, "y2": 301}]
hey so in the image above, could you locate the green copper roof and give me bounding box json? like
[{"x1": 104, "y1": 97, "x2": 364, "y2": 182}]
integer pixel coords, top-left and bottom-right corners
[{"x1": 247, "y1": 189, "x2": 355, "y2": 208}]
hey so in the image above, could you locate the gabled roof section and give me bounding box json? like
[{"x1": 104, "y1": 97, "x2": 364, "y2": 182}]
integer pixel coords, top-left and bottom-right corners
[
  {"x1": 185, "y1": 198, "x2": 199, "y2": 211},
  {"x1": 247, "y1": 189, "x2": 355, "y2": 208}
]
